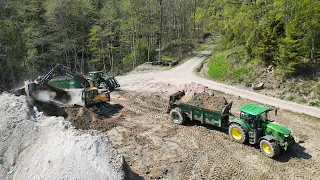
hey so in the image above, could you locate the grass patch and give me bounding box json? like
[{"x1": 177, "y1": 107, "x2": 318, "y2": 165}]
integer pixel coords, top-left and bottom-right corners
[
  {"x1": 196, "y1": 43, "x2": 216, "y2": 53},
  {"x1": 232, "y1": 68, "x2": 250, "y2": 79},
  {"x1": 207, "y1": 46, "x2": 254, "y2": 83},
  {"x1": 208, "y1": 54, "x2": 231, "y2": 80}
]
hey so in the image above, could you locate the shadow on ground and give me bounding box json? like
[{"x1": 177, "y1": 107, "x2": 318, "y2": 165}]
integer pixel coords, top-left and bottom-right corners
[
  {"x1": 124, "y1": 160, "x2": 144, "y2": 180},
  {"x1": 183, "y1": 119, "x2": 228, "y2": 133},
  {"x1": 275, "y1": 142, "x2": 311, "y2": 162},
  {"x1": 98, "y1": 103, "x2": 123, "y2": 118}
]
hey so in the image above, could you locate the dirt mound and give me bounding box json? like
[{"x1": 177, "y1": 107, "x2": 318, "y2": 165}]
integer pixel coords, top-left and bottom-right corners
[
  {"x1": 182, "y1": 82, "x2": 213, "y2": 95},
  {"x1": 65, "y1": 107, "x2": 124, "y2": 132},
  {"x1": 181, "y1": 92, "x2": 227, "y2": 110},
  {"x1": 122, "y1": 82, "x2": 214, "y2": 96},
  {"x1": 0, "y1": 93, "x2": 126, "y2": 180}
]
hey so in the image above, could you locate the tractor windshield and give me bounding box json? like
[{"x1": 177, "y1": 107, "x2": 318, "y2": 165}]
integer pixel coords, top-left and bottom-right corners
[{"x1": 259, "y1": 111, "x2": 269, "y2": 121}]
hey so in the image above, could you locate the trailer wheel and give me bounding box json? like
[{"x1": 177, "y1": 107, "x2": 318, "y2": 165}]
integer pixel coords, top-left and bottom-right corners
[
  {"x1": 170, "y1": 107, "x2": 185, "y2": 125},
  {"x1": 228, "y1": 123, "x2": 247, "y2": 144},
  {"x1": 259, "y1": 139, "x2": 280, "y2": 158}
]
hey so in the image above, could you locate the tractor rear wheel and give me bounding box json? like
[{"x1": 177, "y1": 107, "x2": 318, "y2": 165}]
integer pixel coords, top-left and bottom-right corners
[
  {"x1": 170, "y1": 107, "x2": 186, "y2": 125},
  {"x1": 228, "y1": 124, "x2": 247, "y2": 144},
  {"x1": 259, "y1": 139, "x2": 280, "y2": 158}
]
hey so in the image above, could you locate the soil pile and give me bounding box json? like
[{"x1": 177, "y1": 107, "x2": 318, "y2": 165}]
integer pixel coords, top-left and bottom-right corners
[
  {"x1": 0, "y1": 93, "x2": 126, "y2": 180},
  {"x1": 65, "y1": 106, "x2": 124, "y2": 132},
  {"x1": 181, "y1": 92, "x2": 227, "y2": 110},
  {"x1": 121, "y1": 82, "x2": 214, "y2": 96}
]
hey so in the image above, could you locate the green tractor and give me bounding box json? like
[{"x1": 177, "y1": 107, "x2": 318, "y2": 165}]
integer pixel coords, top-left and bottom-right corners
[
  {"x1": 229, "y1": 104, "x2": 295, "y2": 157},
  {"x1": 88, "y1": 71, "x2": 120, "y2": 91},
  {"x1": 167, "y1": 91, "x2": 295, "y2": 158}
]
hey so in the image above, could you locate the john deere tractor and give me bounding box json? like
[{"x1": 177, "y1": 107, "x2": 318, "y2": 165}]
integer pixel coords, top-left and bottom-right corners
[
  {"x1": 229, "y1": 104, "x2": 295, "y2": 157},
  {"x1": 88, "y1": 71, "x2": 120, "y2": 91},
  {"x1": 167, "y1": 91, "x2": 295, "y2": 158}
]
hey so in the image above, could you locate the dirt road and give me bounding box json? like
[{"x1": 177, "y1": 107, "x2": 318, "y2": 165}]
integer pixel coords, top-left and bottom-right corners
[{"x1": 117, "y1": 51, "x2": 320, "y2": 118}]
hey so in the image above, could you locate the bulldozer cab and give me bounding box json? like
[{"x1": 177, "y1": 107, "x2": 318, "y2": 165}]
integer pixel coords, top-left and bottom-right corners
[
  {"x1": 82, "y1": 87, "x2": 110, "y2": 106},
  {"x1": 84, "y1": 88, "x2": 99, "y2": 99}
]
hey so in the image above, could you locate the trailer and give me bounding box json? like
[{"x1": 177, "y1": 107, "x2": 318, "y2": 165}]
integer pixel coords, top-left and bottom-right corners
[
  {"x1": 167, "y1": 91, "x2": 295, "y2": 158},
  {"x1": 167, "y1": 91, "x2": 232, "y2": 129}
]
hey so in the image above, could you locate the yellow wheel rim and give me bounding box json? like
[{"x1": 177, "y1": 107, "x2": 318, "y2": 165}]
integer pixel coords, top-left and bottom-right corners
[
  {"x1": 262, "y1": 143, "x2": 272, "y2": 154},
  {"x1": 231, "y1": 128, "x2": 242, "y2": 140}
]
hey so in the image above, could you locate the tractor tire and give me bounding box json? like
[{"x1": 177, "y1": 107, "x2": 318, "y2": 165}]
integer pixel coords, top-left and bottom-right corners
[
  {"x1": 170, "y1": 107, "x2": 186, "y2": 125},
  {"x1": 259, "y1": 139, "x2": 280, "y2": 158},
  {"x1": 228, "y1": 123, "x2": 247, "y2": 144}
]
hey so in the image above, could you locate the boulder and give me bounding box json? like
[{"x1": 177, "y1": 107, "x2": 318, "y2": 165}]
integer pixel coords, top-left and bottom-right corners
[{"x1": 252, "y1": 83, "x2": 264, "y2": 90}]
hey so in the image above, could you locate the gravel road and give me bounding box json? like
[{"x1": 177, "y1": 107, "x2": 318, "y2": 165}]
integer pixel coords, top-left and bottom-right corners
[{"x1": 117, "y1": 51, "x2": 320, "y2": 118}]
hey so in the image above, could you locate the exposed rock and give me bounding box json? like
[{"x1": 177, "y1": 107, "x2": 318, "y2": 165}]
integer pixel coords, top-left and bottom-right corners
[{"x1": 252, "y1": 83, "x2": 264, "y2": 90}]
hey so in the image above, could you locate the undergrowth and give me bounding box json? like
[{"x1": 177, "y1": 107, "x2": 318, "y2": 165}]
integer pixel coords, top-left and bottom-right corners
[{"x1": 208, "y1": 46, "x2": 256, "y2": 85}]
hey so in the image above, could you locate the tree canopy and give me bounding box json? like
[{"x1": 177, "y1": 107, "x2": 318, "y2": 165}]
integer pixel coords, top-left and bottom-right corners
[{"x1": 0, "y1": 0, "x2": 319, "y2": 89}]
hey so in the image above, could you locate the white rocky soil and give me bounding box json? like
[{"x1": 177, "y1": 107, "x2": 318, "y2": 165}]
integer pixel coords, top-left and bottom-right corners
[{"x1": 0, "y1": 93, "x2": 125, "y2": 180}]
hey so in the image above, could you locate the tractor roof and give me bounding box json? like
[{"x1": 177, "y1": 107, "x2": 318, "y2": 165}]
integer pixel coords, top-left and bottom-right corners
[
  {"x1": 89, "y1": 71, "x2": 103, "y2": 74},
  {"x1": 240, "y1": 104, "x2": 270, "y2": 116}
]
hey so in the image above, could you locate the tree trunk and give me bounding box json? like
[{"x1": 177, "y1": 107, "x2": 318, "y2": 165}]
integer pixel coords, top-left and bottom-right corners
[
  {"x1": 81, "y1": 49, "x2": 84, "y2": 74},
  {"x1": 194, "y1": 0, "x2": 196, "y2": 34},
  {"x1": 8, "y1": 58, "x2": 15, "y2": 88},
  {"x1": 146, "y1": 0, "x2": 151, "y2": 62},
  {"x1": 110, "y1": 42, "x2": 114, "y2": 74},
  {"x1": 101, "y1": 40, "x2": 106, "y2": 72},
  {"x1": 159, "y1": 0, "x2": 163, "y2": 62},
  {"x1": 132, "y1": 19, "x2": 136, "y2": 69},
  {"x1": 0, "y1": 62, "x2": 6, "y2": 90},
  {"x1": 311, "y1": 30, "x2": 315, "y2": 62}
]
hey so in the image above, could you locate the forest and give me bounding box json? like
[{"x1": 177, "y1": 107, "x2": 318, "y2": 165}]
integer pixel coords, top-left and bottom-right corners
[{"x1": 0, "y1": 0, "x2": 319, "y2": 89}]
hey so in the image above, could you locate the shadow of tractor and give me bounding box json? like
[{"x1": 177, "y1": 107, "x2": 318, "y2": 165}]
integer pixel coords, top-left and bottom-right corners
[{"x1": 275, "y1": 142, "x2": 311, "y2": 162}]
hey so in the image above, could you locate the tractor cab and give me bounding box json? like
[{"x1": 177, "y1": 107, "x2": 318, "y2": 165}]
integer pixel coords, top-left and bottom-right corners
[
  {"x1": 239, "y1": 104, "x2": 271, "y2": 129},
  {"x1": 88, "y1": 71, "x2": 103, "y2": 85},
  {"x1": 88, "y1": 71, "x2": 120, "y2": 91}
]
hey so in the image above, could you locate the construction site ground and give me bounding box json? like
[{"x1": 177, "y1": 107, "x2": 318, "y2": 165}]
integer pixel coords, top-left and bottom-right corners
[
  {"x1": 65, "y1": 82, "x2": 320, "y2": 180},
  {"x1": 2, "y1": 52, "x2": 320, "y2": 180}
]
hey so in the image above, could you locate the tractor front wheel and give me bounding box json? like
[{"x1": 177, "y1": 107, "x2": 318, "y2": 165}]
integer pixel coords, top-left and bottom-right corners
[
  {"x1": 228, "y1": 124, "x2": 247, "y2": 144},
  {"x1": 259, "y1": 139, "x2": 280, "y2": 158},
  {"x1": 170, "y1": 107, "x2": 186, "y2": 125}
]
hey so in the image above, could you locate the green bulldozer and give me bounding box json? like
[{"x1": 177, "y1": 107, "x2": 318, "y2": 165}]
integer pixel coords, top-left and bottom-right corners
[
  {"x1": 167, "y1": 91, "x2": 295, "y2": 158},
  {"x1": 88, "y1": 71, "x2": 120, "y2": 91}
]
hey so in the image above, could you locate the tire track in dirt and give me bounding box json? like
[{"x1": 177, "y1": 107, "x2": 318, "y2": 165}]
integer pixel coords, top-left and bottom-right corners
[
  {"x1": 105, "y1": 90, "x2": 320, "y2": 180},
  {"x1": 177, "y1": 126, "x2": 269, "y2": 180}
]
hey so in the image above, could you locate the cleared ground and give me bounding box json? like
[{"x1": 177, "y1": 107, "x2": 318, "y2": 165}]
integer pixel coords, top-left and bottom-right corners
[{"x1": 66, "y1": 83, "x2": 320, "y2": 180}]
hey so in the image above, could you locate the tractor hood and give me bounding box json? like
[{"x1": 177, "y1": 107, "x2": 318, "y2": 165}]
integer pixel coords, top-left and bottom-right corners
[{"x1": 267, "y1": 122, "x2": 291, "y2": 136}]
